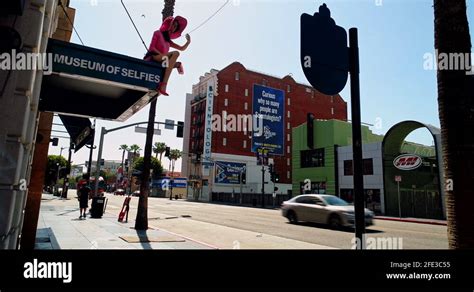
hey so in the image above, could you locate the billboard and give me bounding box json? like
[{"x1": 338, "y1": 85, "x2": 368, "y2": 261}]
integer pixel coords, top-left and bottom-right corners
[
  {"x1": 252, "y1": 84, "x2": 285, "y2": 155},
  {"x1": 214, "y1": 161, "x2": 246, "y2": 185}
]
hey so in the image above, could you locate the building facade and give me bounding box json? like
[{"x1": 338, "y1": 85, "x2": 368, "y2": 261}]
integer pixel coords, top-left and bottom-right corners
[
  {"x1": 182, "y1": 62, "x2": 348, "y2": 202},
  {"x1": 292, "y1": 119, "x2": 443, "y2": 219}
]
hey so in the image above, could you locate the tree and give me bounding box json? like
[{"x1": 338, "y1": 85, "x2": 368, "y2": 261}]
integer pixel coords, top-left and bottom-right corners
[
  {"x1": 135, "y1": 0, "x2": 176, "y2": 230},
  {"x1": 153, "y1": 142, "x2": 167, "y2": 160},
  {"x1": 119, "y1": 144, "x2": 129, "y2": 171},
  {"x1": 169, "y1": 149, "x2": 182, "y2": 176},
  {"x1": 434, "y1": 0, "x2": 474, "y2": 249},
  {"x1": 44, "y1": 155, "x2": 68, "y2": 188},
  {"x1": 133, "y1": 157, "x2": 164, "y2": 179},
  {"x1": 129, "y1": 144, "x2": 141, "y2": 156}
]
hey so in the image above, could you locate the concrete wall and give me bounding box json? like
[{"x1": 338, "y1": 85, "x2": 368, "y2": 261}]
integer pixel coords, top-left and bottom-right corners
[
  {"x1": 0, "y1": 0, "x2": 62, "y2": 249},
  {"x1": 337, "y1": 142, "x2": 385, "y2": 214}
]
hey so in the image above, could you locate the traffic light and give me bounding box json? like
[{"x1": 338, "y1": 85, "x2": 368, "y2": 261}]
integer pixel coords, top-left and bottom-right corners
[
  {"x1": 50, "y1": 138, "x2": 59, "y2": 146},
  {"x1": 176, "y1": 121, "x2": 184, "y2": 138},
  {"x1": 240, "y1": 172, "x2": 246, "y2": 184},
  {"x1": 271, "y1": 172, "x2": 280, "y2": 183},
  {"x1": 100, "y1": 159, "x2": 105, "y2": 166},
  {"x1": 165, "y1": 147, "x2": 171, "y2": 158}
]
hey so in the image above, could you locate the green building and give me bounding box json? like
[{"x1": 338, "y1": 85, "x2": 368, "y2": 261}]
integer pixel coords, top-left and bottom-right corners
[{"x1": 292, "y1": 119, "x2": 383, "y2": 196}]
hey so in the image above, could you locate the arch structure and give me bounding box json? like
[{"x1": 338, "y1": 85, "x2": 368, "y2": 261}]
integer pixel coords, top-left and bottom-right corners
[{"x1": 382, "y1": 121, "x2": 445, "y2": 220}]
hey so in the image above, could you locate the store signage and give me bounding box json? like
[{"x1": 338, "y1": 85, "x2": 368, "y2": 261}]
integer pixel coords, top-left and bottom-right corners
[
  {"x1": 252, "y1": 84, "x2": 285, "y2": 155},
  {"x1": 393, "y1": 154, "x2": 422, "y2": 171},
  {"x1": 203, "y1": 86, "x2": 215, "y2": 171},
  {"x1": 47, "y1": 39, "x2": 163, "y2": 90}
]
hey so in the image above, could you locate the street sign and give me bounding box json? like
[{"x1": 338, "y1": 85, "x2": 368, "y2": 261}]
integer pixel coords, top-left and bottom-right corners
[
  {"x1": 395, "y1": 176, "x2": 402, "y2": 182},
  {"x1": 135, "y1": 126, "x2": 161, "y2": 136},
  {"x1": 301, "y1": 3, "x2": 349, "y2": 95},
  {"x1": 165, "y1": 119, "x2": 175, "y2": 130}
]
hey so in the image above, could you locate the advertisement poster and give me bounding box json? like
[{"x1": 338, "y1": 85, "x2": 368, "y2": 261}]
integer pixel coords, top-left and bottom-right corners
[
  {"x1": 252, "y1": 84, "x2": 285, "y2": 155},
  {"x1": 214, "y1": 161, "x2": 247, "y2": 185}
]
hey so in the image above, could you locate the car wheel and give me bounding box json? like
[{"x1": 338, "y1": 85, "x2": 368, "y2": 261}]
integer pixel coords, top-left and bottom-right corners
[
  {"x1": 287, "y1": 211, "x2": 298, "y2": 224},
  {"x1": 328, "y1": 214, "x2": 342, "y2": 229}
]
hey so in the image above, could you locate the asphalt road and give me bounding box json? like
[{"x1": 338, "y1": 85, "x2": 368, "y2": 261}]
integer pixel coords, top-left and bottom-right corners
[{"x1": 105, "y1": 195, "x2": 448, "y2": 249}]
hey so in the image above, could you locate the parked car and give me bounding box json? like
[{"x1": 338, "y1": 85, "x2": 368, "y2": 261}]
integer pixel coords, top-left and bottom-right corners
[
  {"x1": 114, "y1": 189, "x2": 126, "y2": 196},
  {"x1": 281, "y1": 194, "x2": 374, "y2": 228},
  {"x1": 132, "y1": 190, "x2": 140, "y2": 197}
]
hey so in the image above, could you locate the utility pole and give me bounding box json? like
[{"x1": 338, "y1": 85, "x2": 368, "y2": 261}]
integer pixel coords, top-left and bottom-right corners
[
  {"x1": 135, "y1": 0, "x2": 176, "y2": 230},
  {"x1": 349, "y1": 28, "x2": 366, "y2": 249}
]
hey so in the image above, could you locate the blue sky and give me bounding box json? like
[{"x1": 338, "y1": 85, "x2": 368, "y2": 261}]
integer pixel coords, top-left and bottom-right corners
[{"x1": 49, "y1": 0, "x2": 473, "y2": 171}]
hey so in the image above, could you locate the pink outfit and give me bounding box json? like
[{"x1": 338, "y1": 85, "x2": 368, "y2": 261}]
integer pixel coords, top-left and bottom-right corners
[{"x1": 145, "y1": 16, "x2": 188, "y2": 60}]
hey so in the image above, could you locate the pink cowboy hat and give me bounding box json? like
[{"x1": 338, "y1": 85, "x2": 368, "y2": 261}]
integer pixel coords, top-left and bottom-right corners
[{"x1": 160, "y1": 16, "x2": 188, "y2": 39}]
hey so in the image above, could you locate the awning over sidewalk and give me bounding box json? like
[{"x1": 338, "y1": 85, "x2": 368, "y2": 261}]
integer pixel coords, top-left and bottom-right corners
[
  {"x1": 58, "y1": 115, "x2": 94, "y2": 153},
  {"x1": 39, "y1": 39, "x2": 163, "y2": 121}
]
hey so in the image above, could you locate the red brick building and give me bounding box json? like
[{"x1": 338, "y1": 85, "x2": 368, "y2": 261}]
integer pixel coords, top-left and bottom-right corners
[{"x1": 182, "y1": 62, "x2": 347, "y2": 201}]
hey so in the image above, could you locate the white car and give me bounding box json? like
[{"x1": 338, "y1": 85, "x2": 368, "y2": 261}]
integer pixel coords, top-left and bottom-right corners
[{"x1": 281, "y1": 194, "x2": 374, "y2": 228}]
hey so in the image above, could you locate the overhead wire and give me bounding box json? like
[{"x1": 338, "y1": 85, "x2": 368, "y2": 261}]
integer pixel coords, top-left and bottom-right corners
[
  {"x1": 188, "y1": 0, "x2": 230, "y2": 34},
  {"x1": 59, "y1": 1, "x2": 85, "y2": 45}
]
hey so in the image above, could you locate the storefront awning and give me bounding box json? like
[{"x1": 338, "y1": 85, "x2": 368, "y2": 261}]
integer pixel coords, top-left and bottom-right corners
[
  {"x1": 58, "y1": 115, "x2": 94, "y2": 153},
  {"x1": 39, "y1": 39, "x2": 164, "y2": 121}
]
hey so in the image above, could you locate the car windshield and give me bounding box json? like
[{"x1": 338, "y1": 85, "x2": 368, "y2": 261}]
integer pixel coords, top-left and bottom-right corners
[{"x1": 323, "y1": 196, "x2": 349, "y2": 206}]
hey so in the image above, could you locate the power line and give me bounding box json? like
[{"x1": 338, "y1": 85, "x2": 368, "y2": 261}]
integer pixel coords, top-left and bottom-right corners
[
  {"x1": 59, "y1": 1, "x2": 85, "y2": 45},
  {"x1": 188, "y1": 0, "x2": 230, "y2": 34},
  {"x1": 121, "y1": 0, "x2": 149, "y2": 52}
]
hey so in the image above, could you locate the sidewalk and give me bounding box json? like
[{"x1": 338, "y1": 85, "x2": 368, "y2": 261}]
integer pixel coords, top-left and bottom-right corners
[
  {"x1": 36, "y1": 192, "x2": 336, "y2": 250},
  {"x1": 35, "y1": 193, "x2": 214, "y2": 250},
  {"x1": 375, "y1": 216, "x2": 447, "y2": 226}
]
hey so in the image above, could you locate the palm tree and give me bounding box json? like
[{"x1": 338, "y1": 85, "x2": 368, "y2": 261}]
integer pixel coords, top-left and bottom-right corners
[
  {"x1": 119, "y1": 144, "x2": 129, "y2": 171},
  {"x1": 153, "y1": 142, "x2": 167, "y2": 160},
  {"x1": 434, "y1": 0, "x2": 474, "y2": 249},
  {"x1": 136, "y1": 0, "x2": 176, "y2": 230},
  {"x1": 169, "y1": 149, "x2": 182, "y2": 177}
]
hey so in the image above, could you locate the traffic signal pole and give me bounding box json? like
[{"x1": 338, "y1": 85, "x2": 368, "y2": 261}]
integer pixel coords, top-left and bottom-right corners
[
  {"x1": 349, "y1": 28, "x2": 366, "y2": 249},
  {"x1": 93, "y1": 121, "x2": 183, "y2": 197}
]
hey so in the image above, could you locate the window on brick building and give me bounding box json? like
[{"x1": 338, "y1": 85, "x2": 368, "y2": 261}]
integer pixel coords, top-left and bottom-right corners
[
  {"x1": 243, "y1": 140, "x2": 247, "y2": 149},
  {"x1": 287, "y1": 158, "x2": 291, "y2": 166},
  {"x1": 244, "y1": 102, "x2": 248, "y2": 110},
  {"x1": 245, "y1": 89, "x2": 249, "y2": 96},
  {"x1": 287, "y1": 171, "x2": 291, "y2": 179},
  {"x1": 225, "y1": 84, "x2": 229, "y2": 92},
  {"x1": 287, "y1": 98, "x2": 291, "y2": 106},
  {"x1": 223, "y1": 138, "x2": 227, "y2": 146},
  {"x1": 331, "y1": 107, "x2": 335, "y2": 115},
  {"x1": 287, "y1": 85, "x2": 291, "y2": 93},
  {"x1": 224, "y1": 99, "x2": 228, "y2": 107},
  {"x1": 287, "y1": 111, "x2": 291, "y2": 118},
  {"x1": 287, "y1": 134, "x2": 291, "y2": 142},
  {"x1": 287, "y1": 146, "x2": 291, "y2": 154},
  {"x1": 331, "y1": 96, "x2": 334, "y2": 103},
  {"x1": 287, "y1": 122, "x2": 291, "y2": 130},
  {"x1": 235, "y1": 72, "x2": 240, "y2": 80}
]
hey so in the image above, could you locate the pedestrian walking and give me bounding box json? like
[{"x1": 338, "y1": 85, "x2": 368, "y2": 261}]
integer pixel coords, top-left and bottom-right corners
[{"x1": 78, "y1": 182, "x2": 91, "y2": 219}]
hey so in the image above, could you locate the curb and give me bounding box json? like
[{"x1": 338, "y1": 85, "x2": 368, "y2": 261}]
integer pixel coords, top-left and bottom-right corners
[{"x1": 375, "y1": 216, "x2": 447, "y2": 226}]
